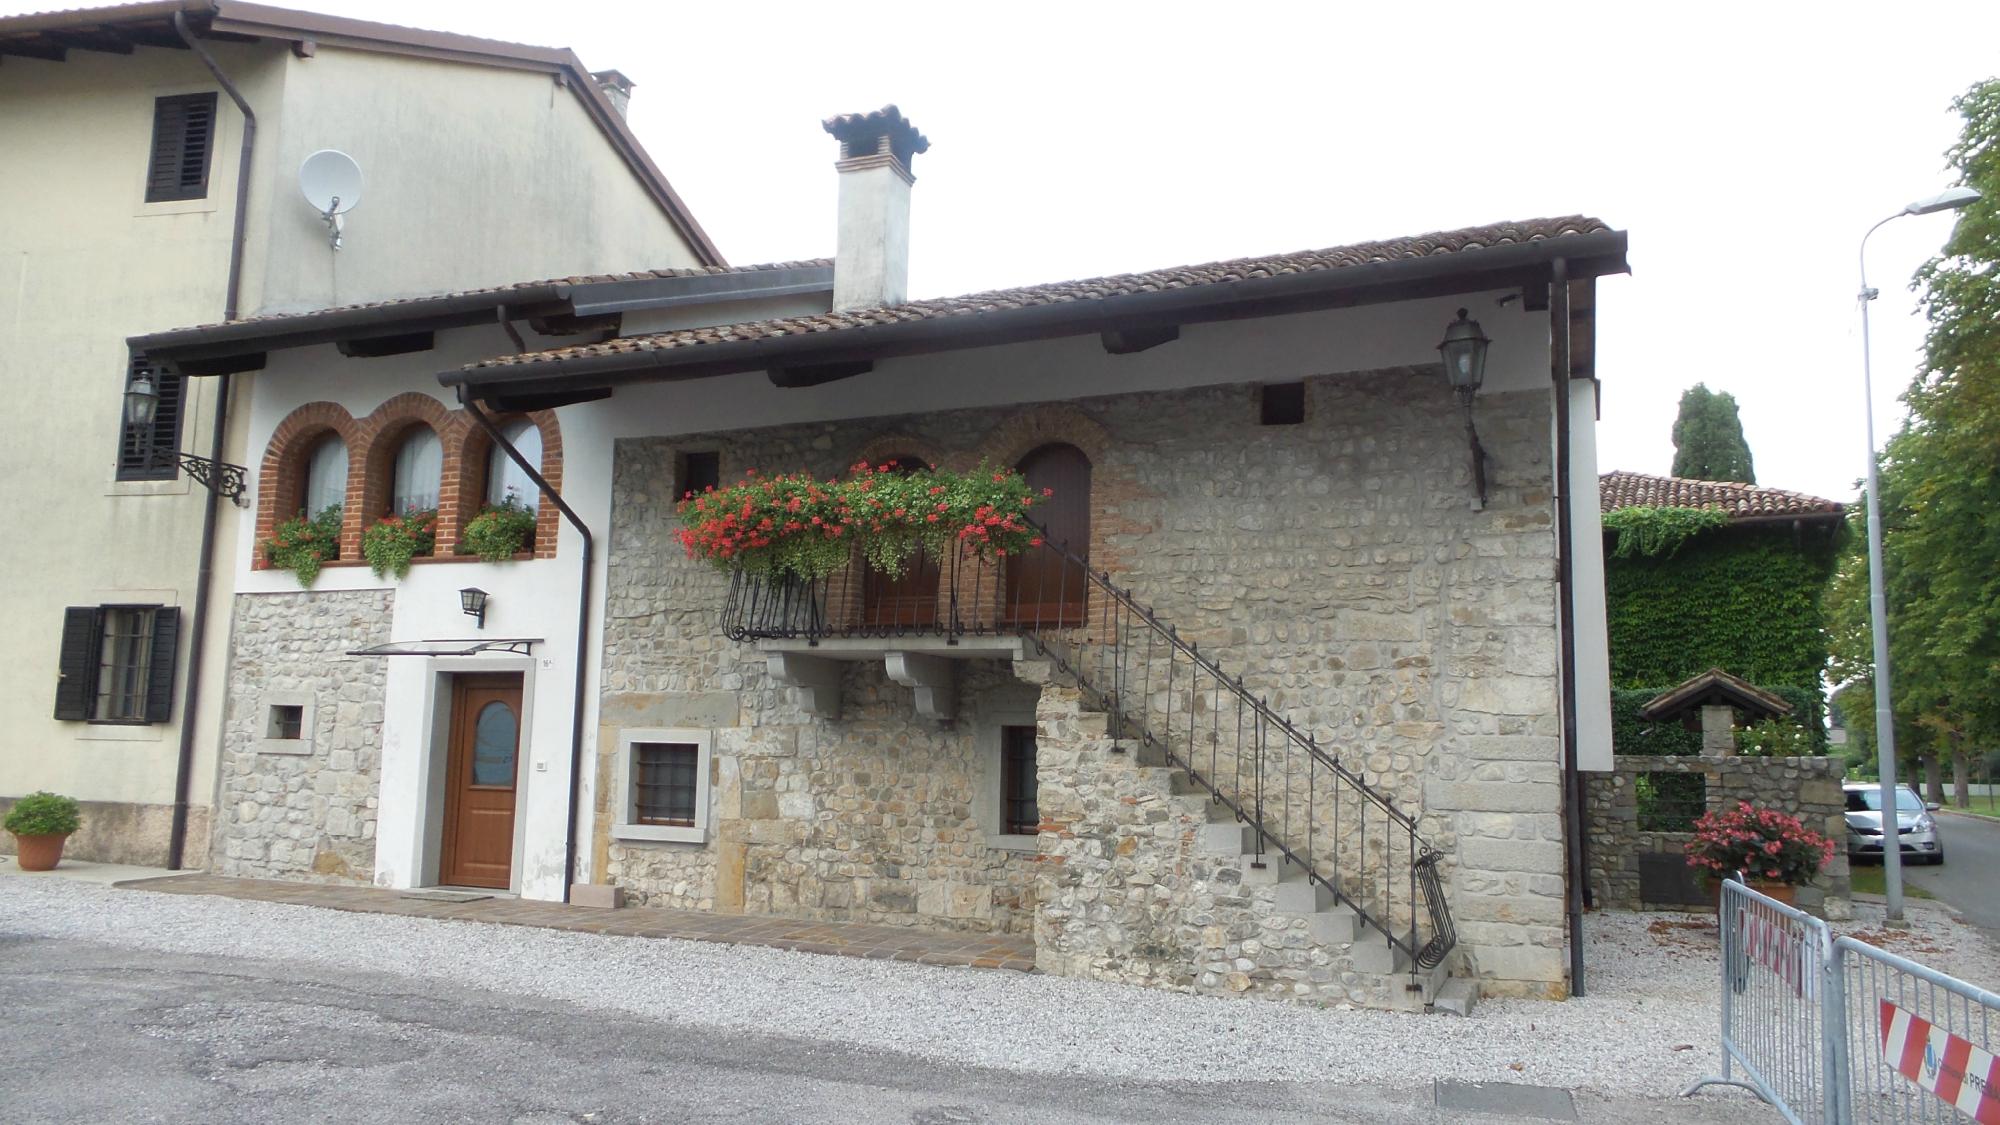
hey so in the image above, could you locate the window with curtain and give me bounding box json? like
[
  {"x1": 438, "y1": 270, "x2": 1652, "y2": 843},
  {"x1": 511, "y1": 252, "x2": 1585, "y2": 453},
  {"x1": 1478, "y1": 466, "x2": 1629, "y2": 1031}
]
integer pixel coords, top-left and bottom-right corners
[
  {"x1": 390, "y1": 427, "x2": 441, "y2": 514},
  {"x1": 486, "y1": 420, "x2": 540, "y2": 512},
  {"x1": 301, "y1": 435, "x2": 347, "y2": 517}
]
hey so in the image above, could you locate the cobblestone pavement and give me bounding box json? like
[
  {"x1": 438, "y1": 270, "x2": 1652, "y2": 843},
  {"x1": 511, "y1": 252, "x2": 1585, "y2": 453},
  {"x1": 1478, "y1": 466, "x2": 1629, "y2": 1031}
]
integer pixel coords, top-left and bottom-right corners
[{"x1": 119, "y1": 873, "x2": 1038, "y2": 970}]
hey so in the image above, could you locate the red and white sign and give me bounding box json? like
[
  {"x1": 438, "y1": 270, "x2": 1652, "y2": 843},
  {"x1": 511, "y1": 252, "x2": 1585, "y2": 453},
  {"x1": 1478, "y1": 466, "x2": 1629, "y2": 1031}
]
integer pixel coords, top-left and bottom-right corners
[
  {"x1": 1738, "y1": 906, "x2": 1813, "y2": 998},
  {"x1": 1880, "y1": 1000, "x2": 2000, "y2": 1123}
]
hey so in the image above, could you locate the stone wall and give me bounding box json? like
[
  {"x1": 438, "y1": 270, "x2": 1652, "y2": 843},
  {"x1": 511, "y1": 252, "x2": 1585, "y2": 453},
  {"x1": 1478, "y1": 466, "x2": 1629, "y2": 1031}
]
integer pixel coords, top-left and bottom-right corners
[
  {"x1": 212, "y1": 590, "x2": 391, "y2": 883},
  {"x1": 1585, "y1": 754, "x2": 1851, "y2": 918},
  {"x1": 601, "y1": 368, "x2": 1568, "y2": 992}
]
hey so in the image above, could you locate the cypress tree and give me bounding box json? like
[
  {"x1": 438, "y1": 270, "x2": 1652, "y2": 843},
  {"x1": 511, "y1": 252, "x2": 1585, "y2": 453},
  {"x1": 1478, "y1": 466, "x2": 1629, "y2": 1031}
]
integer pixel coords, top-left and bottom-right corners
[{"x1": 1670, "y1": 383, "x2": 1757, "y2": 483}]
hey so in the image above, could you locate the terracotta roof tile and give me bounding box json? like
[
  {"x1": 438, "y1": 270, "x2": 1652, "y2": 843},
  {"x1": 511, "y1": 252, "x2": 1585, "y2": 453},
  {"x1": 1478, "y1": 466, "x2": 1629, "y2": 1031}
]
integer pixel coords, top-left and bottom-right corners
[
  {"x1": 464, "y1": 216, "x2": 1613, "y2": 371},
  {"x1": 1599, "y1": 470, "x2": 1844, "y2": 520},
  {"x1": 166, "y1": 260, "x2": 832, "y2": 334}
]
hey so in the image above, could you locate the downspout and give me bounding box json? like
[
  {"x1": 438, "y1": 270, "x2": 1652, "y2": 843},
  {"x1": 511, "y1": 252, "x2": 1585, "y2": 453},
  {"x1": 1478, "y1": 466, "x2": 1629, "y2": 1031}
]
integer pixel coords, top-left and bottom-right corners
[
  {"x1": 460, "y1": 386, "x2": 593, "y2": 905},
  {"x1": 1550, "y1": 258, "x2": 1587, "y2": 996},
  {"x1": 167, "y1": 10, "x2": 255, "y2": 870}
]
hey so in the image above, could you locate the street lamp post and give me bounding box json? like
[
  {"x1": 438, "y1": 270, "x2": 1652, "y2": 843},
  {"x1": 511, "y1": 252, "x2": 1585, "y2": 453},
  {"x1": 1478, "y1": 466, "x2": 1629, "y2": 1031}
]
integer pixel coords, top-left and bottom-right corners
[{"x1": 1857, "y1": 185, "x2": 1980, "y2": 923}]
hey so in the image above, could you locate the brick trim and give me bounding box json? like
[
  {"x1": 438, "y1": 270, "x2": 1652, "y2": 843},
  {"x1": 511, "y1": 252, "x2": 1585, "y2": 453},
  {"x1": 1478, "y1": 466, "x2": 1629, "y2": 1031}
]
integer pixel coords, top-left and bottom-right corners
[
  {"x1": 255, "y1": 396, "x2": 562, "y2": 570},
  {"x1": 853, "y1": 433, "x2": 946, "y2": 473},
  {"x1": 256, "y1": 402, "x2": 359, "y2": 568}
]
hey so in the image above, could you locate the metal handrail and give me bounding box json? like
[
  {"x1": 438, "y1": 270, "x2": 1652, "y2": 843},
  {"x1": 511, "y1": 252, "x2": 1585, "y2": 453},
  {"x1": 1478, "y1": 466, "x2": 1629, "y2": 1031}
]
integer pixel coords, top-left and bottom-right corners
[{"x1": 720, "y1": 532, "x2": 1457, "y2": 971}]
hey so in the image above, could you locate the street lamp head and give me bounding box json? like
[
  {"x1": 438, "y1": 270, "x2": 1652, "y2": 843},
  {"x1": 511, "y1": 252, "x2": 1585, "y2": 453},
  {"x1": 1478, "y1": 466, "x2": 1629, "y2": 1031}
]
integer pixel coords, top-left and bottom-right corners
[
  {"x1": 1437, "y1": 308, "x2": 1490, "y2": 395},
  {"x1": 1903, "y1": 186, "x2": 1982, "y2": 216},
  {"x1": 123, "y1": 369, "x2": 158, "y2": 428}
]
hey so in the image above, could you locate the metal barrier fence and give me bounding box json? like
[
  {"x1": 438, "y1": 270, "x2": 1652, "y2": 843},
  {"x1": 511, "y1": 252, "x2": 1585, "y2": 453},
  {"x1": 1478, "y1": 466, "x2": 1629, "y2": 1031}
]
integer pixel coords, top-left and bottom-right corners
[
  {"x1": 1685, "y1": 878, "x2": 2000, "y2": 1124},
  {"x1": 1685, "y1": 878, "x2": 1842, "y2": 1123},
  {"x1": 1840, "y1": 936, "x2": 2000, "y2": 1124}
]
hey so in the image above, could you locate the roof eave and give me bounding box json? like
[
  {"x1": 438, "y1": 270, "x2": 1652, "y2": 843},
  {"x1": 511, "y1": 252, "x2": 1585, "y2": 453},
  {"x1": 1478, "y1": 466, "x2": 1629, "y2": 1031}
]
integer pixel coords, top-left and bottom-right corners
[{"x1": 443, "y1": 228, "x2": 1630, "y2": 399}]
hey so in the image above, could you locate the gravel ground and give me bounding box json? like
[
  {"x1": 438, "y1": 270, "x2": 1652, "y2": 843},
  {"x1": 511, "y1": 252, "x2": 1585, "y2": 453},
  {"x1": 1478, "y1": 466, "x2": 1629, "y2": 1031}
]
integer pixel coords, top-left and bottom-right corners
[{"x1": 1, "y1": 877, "x2": 1995, "y2": 1100}]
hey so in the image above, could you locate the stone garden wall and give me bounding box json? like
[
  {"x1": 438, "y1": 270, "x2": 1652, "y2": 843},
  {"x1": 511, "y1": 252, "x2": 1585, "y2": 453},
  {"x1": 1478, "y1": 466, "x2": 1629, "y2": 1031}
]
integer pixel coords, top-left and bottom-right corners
[
  {"x1": 1585, "y1": 753, "x2": 1851, "y2": 919},
  {"x1": 211, "y1": 590, "x2": 390, "y2": 883},
  {"x1": 600, "y1": 368, "x2": 1570, "y2": 992}
]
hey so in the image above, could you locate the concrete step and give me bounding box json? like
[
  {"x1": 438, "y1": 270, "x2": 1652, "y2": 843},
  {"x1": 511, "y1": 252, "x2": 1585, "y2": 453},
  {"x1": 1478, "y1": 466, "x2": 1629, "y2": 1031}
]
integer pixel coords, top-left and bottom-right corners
[
  {"x1": 1307, "y1": 904, "x2": 1360, "y2": 944},
  {"x1": 1272, "y1": 873, "x2": 1335, "y2": 915},
  {"x1": 1070, "y1": 709, "x2": 1110, "y2": 737},
  {"x1": 1432, "y1": 976, "x2": 1478, "y2": 1017},
  {"x1": 1348, "y1": 932, "x2": 1411, "y2": 975},
  {"x1": 1198, "y1": 821, "x2": 1257, "y2": 855},
  {"x1": 1240, "y1": 854, "x2": 1298, "y2": 886}
]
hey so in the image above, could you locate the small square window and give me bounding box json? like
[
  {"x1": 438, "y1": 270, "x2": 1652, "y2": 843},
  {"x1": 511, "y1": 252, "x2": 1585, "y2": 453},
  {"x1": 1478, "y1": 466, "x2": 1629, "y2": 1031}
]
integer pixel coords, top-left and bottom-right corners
[
  {"x1": 677, "y1": 451, "x2": 720, "y2": 500},
  {"x1": 267, "y1": 704, "x2": 304, "y2": 740},
  {"x1": 1260, "y1": 382, "x2": 1306, "y2": 426},
  {"x1": 1001, "y1": 725, "x2": 1039, "y2": 836},
  {"x1": 614, "y1": 728, "x2": 712, "y2": 843},
  {"x1": 634, "y1": 743, "x2": 699, "y2": 827}
]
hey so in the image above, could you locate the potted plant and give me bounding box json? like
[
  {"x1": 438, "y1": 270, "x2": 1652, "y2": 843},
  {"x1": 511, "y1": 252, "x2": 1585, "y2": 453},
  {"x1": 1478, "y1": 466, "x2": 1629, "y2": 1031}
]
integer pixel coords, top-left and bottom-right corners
[
  {"x1": 462, "y1": 491, "x2": 537, "y2": 562},
  {"x1": 673, "y1": 460, "x2": 1042, "y2": 581},
  {"x1": 262, "y1": 504, "x2": 343, "y2": 587},
  {"x1": 1685, "y1": 801, "x2": 1836, "y2": 906},
  {"x1": 361, "y1": 506, "x2": 438, "y2": 579},
  {"x1": 6, "y1": 791, "x2": 81, "y2": 871}
]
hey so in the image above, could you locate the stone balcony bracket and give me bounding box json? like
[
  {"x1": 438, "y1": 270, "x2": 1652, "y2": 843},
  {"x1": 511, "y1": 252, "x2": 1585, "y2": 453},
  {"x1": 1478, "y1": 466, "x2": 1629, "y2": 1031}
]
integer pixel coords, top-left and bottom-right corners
[{"x1": 759, "y1": 637, "x2": 1028, "y2": 722}]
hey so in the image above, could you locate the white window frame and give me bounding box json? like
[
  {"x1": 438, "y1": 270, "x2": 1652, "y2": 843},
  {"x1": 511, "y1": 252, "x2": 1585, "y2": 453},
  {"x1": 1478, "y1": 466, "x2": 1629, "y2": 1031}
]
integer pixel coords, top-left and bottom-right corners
[
  {"x1": 975, "y1": 702, "x2": 1041, "y2": 852},
  {"x1": 255, "y1": 690, "x2": 317, "y2": 756},
  {"x1": 613, "y1": 727, "x2": 712, "y2": 844}
]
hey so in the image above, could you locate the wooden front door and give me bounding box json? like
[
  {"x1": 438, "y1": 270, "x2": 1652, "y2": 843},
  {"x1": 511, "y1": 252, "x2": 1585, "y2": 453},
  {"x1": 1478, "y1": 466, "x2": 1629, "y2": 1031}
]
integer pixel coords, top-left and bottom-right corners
[
  {"x1": 438, "y1": 674, "x2": 523, "y2": 889},
  {"x1": 1005, "y1": 443, "x2": 1091, "y2": 626}
]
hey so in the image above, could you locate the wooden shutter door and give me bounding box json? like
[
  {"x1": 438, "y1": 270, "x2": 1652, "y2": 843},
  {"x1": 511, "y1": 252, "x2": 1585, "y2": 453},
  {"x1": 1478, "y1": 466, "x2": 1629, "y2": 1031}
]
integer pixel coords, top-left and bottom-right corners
[
  {"x1": 1005, "y1": 444, "x2": 1091, "y2": 626},
  {"x1": 53, "y1": 607, "x2": 101, "y2": 720},
  {"x1": 144, "y1": 607, "x2": 181, "y2": 723}
]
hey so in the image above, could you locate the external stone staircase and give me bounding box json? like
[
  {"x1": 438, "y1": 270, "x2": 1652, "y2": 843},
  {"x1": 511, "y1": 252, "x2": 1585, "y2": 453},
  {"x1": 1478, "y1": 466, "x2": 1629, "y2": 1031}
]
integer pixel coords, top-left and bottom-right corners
[{"x1": 1018, "y1": 656, "x2": 1478, "y2": 1015}]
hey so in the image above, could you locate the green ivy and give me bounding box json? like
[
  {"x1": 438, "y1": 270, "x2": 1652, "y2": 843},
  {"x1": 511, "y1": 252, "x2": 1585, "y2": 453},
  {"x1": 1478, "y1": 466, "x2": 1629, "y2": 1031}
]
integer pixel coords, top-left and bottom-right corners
[
  {"x1": 1601, "y1": 505, "x2": 1732, "y2": 559},
  {"x1": 1606, "y1": 525, "x2": 1838, "y2": 689}
]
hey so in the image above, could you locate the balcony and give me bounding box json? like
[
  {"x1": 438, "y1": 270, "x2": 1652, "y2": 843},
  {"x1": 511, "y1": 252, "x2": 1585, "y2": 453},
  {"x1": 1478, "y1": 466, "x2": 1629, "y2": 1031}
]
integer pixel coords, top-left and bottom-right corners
[{"x1": 722, "y1": 540, "x2": 1089, "y2": 721}]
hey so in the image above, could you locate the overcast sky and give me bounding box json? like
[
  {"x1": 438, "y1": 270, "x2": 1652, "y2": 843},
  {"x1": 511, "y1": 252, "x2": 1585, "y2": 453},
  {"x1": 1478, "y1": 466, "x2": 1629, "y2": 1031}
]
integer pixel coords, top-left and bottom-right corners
[{"x1": 19, "y1": 0, "x2": 2000, "y2": 502}]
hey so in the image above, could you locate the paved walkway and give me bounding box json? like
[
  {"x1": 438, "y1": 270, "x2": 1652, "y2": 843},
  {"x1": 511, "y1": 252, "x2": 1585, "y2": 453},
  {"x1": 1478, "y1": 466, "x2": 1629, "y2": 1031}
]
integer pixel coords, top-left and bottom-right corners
[{"x1": 113, "y1": 873, "x2": 1039, "y2": 971}]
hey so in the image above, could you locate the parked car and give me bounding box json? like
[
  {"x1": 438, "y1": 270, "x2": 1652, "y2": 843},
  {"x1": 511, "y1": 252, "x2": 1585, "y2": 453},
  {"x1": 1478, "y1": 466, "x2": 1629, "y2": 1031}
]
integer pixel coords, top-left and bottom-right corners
[{"x1": 1843, "y1": 782, "x2": 1944, "y2": 865}]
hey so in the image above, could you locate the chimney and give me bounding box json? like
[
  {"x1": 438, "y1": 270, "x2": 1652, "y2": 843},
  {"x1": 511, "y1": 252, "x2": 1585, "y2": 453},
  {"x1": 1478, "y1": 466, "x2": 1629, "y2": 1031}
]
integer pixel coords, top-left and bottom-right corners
[
  {"x1": 591, "y1": 69, "x2": 634, "y2": 119},
  {"x1": 823, "y1": 105, "x2": 929, "y2": 311}
]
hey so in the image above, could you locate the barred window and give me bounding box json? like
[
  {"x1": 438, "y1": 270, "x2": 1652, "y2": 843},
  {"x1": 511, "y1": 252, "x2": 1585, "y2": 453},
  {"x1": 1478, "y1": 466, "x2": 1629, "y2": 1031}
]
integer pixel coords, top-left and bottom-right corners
[
  {"x1": 1001, "y1": 725, "x2": 1039, "y2": 836},
  {"x1": 633, "y1": 742, "x2": 699, "y2": 827}
]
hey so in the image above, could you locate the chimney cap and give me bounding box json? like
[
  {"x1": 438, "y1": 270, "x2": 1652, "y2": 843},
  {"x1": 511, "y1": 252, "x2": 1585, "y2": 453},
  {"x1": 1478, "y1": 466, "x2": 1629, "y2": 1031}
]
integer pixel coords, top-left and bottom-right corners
[
  {"x1": 823, "y1": 104, "x2": 930, "y2": 172},
  {"x1": 590, "y1": 68, "x2": 635, "y2": 94}
]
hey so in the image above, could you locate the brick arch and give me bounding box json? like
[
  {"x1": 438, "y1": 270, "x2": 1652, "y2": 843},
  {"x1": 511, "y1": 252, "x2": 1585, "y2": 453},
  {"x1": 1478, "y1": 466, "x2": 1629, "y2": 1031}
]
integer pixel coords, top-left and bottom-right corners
[
  {"x1": 454, "y1": 409, "x2": 564, "y2": 559},
  {"x1": 255, "y1": 401, "x2": 360, "y2": 568},
  {"x1": 853, "y1": 432, "x2": 947, "y2": 473},
  {"x1": 976, "y1": 404, "x2": 1113, "y2": 472},
  {"x1": 354, "y1": 393, "x2": 457, "y2": 539}
]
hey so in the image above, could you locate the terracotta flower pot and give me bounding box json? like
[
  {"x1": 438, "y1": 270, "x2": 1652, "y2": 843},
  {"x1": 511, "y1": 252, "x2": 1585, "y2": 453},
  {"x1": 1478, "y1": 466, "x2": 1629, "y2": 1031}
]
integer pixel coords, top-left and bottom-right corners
[
  {"x1": 1707, "y1": 876, "x2": 1799, "y2": 910},
  {"x1": 12, "y1": 832, "x2": 69, "y2": 872}
]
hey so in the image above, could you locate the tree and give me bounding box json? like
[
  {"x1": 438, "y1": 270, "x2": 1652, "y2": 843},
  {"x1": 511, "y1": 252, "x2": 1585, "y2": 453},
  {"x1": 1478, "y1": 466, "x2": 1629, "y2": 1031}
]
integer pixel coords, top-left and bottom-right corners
[
  {"x1": 1829, "y1": 78, "x2": 2000, "y2": 806},
  {"x1": 1670, "y1": 384, "x2": 1757, "y2": 483}
]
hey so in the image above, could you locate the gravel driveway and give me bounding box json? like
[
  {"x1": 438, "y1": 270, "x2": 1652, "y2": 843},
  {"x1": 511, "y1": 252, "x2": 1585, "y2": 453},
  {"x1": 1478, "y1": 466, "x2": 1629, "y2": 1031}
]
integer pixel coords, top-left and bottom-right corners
[{"x1": 1, "y1": 877, "x2": 1995, "y2": 1103}]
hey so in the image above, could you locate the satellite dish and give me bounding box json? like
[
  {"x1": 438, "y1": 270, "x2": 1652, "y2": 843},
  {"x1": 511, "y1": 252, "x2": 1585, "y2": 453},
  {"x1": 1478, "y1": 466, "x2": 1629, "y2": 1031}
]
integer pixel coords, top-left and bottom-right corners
[{"x1": 299, "y1": 149, "x2": 363, "y2": 250}]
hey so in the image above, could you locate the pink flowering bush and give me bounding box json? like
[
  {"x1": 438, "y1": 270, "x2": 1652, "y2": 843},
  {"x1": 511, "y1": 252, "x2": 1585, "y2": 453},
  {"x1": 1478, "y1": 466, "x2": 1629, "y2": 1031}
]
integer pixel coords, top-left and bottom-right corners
[
  {"x1": 1685, "y1": 801, "x2": 1835, "y2": 885},
  {"x1": 674, "y1": 460, "x2": 1043, "y2": 581}
]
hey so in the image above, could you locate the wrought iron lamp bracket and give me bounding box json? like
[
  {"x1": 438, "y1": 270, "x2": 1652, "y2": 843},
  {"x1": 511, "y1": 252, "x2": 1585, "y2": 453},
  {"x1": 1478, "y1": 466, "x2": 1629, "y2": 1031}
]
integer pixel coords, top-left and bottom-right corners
[{"x1": 149, "y1": 450, "x2": 249, "y2": 507}]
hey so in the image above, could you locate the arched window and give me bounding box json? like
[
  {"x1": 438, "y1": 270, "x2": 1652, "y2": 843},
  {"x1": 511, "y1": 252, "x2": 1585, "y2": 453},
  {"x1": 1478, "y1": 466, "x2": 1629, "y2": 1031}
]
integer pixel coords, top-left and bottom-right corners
[
  {"x1": 301, "y1": 434, "x2": 348, "y2": 517},
  {"x1": 389, "y1": 426, "x2": 441, "y2": 514},
  {"x1": 486, "y1": 420, "x2": 541, "y2": 513},
  {"x1": 1005, "y1": 443, "x2": 1090, "y2": 626}
]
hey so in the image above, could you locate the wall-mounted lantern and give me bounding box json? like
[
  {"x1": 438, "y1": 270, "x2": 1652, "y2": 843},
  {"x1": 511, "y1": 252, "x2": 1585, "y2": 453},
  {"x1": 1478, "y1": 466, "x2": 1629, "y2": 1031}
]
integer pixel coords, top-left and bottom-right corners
[
  {"x1": 459, "y1": 587, "x2": 489, "y2": 630},
  {"x1": 124, "y1": 357, "x2": 250, "y2": 507},
  {"x1": 1436, "y1": 309, "x2": 1492, "y2": 510}
]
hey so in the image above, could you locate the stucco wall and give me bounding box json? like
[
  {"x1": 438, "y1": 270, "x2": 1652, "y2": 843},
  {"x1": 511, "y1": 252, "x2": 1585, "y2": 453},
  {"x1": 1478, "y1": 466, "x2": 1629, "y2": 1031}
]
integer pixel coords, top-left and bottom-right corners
[{"x1": 599, "y1": 367, "x2": 1569, "y2": 991}]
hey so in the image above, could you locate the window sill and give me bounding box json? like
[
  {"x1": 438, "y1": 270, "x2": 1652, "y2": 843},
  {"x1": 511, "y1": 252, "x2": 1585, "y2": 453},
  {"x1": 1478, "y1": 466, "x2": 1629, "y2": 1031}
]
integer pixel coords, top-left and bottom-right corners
[
  {"x1": 134, "y1": 197, "x2": 220, "y2": 218},
  {"x1": 985, "y1": 834, "x2": 1040, "y2": 853},
  {"x1": 106, "y1": 477, "x2": 192, "y2": 499},
  {"x1": 612, "y1": 822, "x2": 707, "y2": 845},
  {"x1": 255, "y1": 738, "x2": 313, "y2": 756},
  {"x1": 75, "y1": 724, "x2": 165, "y2": 743}
]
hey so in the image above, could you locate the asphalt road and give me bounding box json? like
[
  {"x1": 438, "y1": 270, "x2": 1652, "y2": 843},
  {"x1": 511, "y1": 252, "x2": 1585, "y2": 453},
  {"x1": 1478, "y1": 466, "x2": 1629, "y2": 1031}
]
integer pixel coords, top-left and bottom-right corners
[
  {"x1": 1904, "y1": 809, "x2": 2000, "y2": 933},
  {"x1": 0, "y1": 931, "x2": 1763, "y2": 1124}
]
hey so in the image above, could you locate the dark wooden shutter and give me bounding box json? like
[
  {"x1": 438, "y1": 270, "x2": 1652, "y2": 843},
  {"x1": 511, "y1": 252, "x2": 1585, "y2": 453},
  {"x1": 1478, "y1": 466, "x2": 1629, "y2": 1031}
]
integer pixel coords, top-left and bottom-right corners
[
  {"x1": 144, "y1": 607, "x2": 181, "y2": 724},
  {"x1": 117, "y1": 358, "x2": 184, "y2": 481},
  {"x1": 53, "y1": 607, "x2": 102, "y2": 721},
  {"x1": 145, "y1": 93, "x2": 218, "y2": 203}
]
